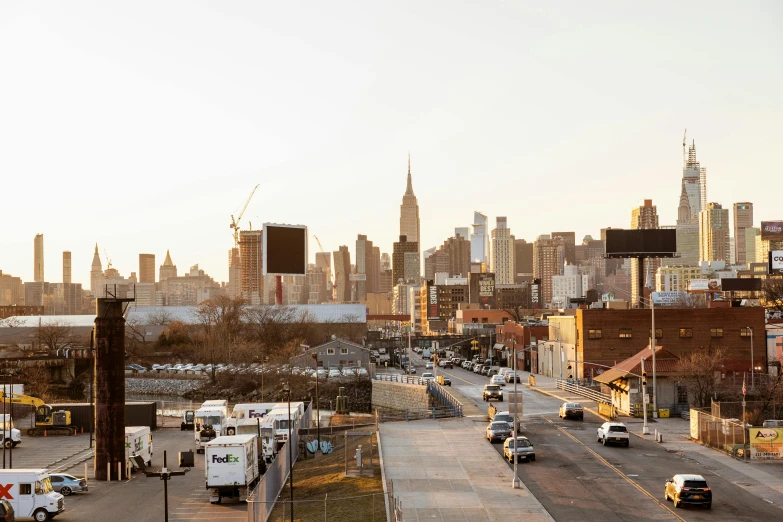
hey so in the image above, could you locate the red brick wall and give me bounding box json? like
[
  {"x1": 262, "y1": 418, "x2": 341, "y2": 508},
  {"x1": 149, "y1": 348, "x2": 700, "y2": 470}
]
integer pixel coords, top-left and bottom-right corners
[{"x1": 576, "y1": 308, "x2": 765, "y2": 372}]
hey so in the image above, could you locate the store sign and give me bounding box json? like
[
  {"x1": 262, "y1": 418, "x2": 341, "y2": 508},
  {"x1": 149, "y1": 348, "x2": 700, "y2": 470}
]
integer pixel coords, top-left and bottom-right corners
[
  {"x1": 749, "y1": 428, "x2": 783, "y2": 460},
  {"x1": 428, "y1": 285, "x2": 439, "y2": 320}
]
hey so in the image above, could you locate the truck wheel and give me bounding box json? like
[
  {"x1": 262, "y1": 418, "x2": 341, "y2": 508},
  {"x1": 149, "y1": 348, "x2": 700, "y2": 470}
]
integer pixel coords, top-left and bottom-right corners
[
  {"x1": 227, "y1": 428, "x2": 236, "y2": 435},
  {"x1": 2, "y1": 439, "x2": 12, "y2": 449},
  {"x1": 33, "y1": 509, "x2": 49, "y2": 521}
]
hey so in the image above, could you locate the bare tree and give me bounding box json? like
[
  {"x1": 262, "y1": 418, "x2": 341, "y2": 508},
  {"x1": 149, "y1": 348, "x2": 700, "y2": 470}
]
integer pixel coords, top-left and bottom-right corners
[
  {"x1": 192, "y1": 296, "x2": 247, "y2": 380},
  {"x1": 676, "y1": 348, "x2": 727, "y2": 407},
  {"x1": 762, "y1": 278, "x2": 783, "y2": 315},
  {"x1": 673, "y1": 293, "x2": 708, "y2": 309},
  {"x1": 21, "y1": 365, "x2": 52, "y2": 402},
  {"x1": 147, "y1": 308, "x2": 174, "y2": 326},
  {"x1": 36, "y1": 320, "x2": 74, "y2": 351},
  {"x1": 0, "y1": 317, "x2": 22, "y2": 328},
  {"x1": 125, "y1": 318, "x2": 149, "y2": 355}
]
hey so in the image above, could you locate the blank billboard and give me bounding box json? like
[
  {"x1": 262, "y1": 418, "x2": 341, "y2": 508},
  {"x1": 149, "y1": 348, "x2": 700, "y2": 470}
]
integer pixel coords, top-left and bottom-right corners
[
  {"x1": 720, "y1": 278, "x2": 762, "y2": 292},
  {"x1": 263, "y1": 223, "x2": 307, "y2": 276},
  {"x1": 604, "y1": 229, "x2": 677, "y2": 257}
]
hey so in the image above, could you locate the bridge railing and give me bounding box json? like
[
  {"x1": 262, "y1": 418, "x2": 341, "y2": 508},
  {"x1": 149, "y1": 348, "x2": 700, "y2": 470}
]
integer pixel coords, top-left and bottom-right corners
[
  {"x1": 426, "y1": 380, "x2": 463, "y2": 417},
  {"x1": 556, "y1": 379, "x2": 611, "y2": 404},
  {"x1": 373, "y1": 373, "x2": 424, "y2": 386}
]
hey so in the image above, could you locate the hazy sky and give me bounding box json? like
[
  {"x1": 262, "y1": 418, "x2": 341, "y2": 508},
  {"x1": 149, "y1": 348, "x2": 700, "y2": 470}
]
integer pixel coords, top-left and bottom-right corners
[{"x1": 2, "y1": 1, "x2": 782, "y2": 287}]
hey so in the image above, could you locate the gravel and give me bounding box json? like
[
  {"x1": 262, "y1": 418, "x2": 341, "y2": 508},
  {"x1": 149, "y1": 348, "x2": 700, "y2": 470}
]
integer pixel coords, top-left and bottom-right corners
[{"x1": 125, "y1": 378, "x2": 202, "y2": 396}]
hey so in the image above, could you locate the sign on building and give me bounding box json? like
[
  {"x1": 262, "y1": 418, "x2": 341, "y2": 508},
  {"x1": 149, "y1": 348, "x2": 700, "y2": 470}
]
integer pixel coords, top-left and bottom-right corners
[
  {"x1": 651, "y1": 292, "x2": 685, "y2": 305},
  {"x1": 761, "y1": 221, "x2": 783, "y2": 241},
  {"x1": 688, "y1": 279, "x2": 721, "y2": 293},
  {"x1": 769, "y1": 251, "x2": 783, "y2": 275},
  {"x1": 428, "y1": 284, "x2": 439, "y2": 320}
]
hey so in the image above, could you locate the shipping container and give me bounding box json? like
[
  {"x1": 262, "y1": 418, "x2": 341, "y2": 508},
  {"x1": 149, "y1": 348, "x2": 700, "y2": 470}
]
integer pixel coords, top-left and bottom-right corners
[{"x1": 48, "y1": 402, "x2": 157, "y2": 431}]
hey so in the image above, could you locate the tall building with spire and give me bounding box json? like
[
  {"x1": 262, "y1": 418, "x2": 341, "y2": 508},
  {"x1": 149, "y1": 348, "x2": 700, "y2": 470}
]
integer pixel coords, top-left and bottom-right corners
[
  {"x1": 90, "y1": 244, "x2": 103, "y2": 295},
  {"x1": 399, "y1": 154, "x2": 421, "y2": 247},
  {"x1": 471, "y1": 212, "x2": 489, "y2": 266},
  {"x1": 159, "y1": 249, "x2": 178, "y2": 282},
  {"x1": 677, "y1": 137, "x2": 707, "y2": 225}
]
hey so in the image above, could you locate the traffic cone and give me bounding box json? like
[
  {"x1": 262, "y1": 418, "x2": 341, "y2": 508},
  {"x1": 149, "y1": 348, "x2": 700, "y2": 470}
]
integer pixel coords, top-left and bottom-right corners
[{"x1": 44, "y1": 430, "x2": 47, "y2": 437}]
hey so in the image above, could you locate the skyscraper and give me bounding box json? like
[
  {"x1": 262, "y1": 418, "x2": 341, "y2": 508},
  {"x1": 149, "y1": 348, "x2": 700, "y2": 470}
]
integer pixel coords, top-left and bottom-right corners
[
  {"x1": 551, "y1": 232, "x2": 576, "y2": 266},
  {"x1": 733, "y1": 202, "x2": 754, "y2": 265},
  {"x1": 514, "y1": 239, "x2": 534, "y2": 284},
  {"x1": 678, "y1": 138, "x2": 707, "y2": 225},
  {"x1": 315, "y1": 251, "x2": 332, "y2": 286},
  {"x1": 533, "y1": 234, "x2": 564, "y2": 307},
  {"x1": 470, "y1": 212, "x2": 489, "y2": 265},
  {"x1": 238, "y1": 231, "x2": 262, "y2": 303},
  {"x1": 491, "y1": 217, "x2": 515, "y2": 284},
  {"x1": 62, "y1": 251, "x2": 72, "y2": 285},
  {"x1": 699, "y1": 202, "x2": 730, "y2": 262},
  {"x1": 90, "y1": 244, "x2": 103, "y2": 296},
  {"x1": 399, "y1": 154, "x2": 421, "y2": 246},
  {"x1": 630, "y1": 199, "x2": 659, "y2": 306},
  {"x1": 139, "y1": 253, "x2": 156, "y2": 283},
  {"x1": 333, "y1": 246, "x2": 351, "y2": 303},
  {"x1": 159, "y1": 249, "x2": 179, "y2": 282},
  {"x1": 34, "y1": 234, "x2": 44, "y2": 283},
  {"x1": 355, "y1": 234, "x2": 380, "y2": 300},
  {"x1": 393, "y1": 235, "x2": 419, "y2": 284}
]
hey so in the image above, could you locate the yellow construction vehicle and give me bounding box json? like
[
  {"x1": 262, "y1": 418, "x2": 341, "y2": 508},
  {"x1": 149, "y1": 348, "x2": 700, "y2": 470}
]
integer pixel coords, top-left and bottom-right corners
[{"x1": 0, "y1": 392, "x2": 77, "y2": 436}]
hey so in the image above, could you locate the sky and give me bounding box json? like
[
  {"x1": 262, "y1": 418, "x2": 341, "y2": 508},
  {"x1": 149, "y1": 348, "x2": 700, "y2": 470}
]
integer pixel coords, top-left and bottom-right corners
[{"x1": 1, "y1": 1, "x2": 782, "y2": 288}]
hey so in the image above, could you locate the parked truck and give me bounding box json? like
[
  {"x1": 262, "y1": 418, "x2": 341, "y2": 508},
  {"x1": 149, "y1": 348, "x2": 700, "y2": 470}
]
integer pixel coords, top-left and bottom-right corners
[
  {"x1": 204, "y1": 435, "x2": 260, "y2": 504},
  {"x1": 0, "y1": 469, "x2": 65, "y2": 521},
  {"x1": 235, "y1": 417, "x2": 277, "y2": 462},
  {"x1": 0, "y1": 414, "x2": 22, "y2": 449},
  {"x1": 195, "y1": 400, "x2": 229, "y2": 454},
  {"x1": 125, "y1": 426, "x2": 153, "y2": 470},
  {"x1": 224, "y1": 403, "x2": 278, "y2": 435}
]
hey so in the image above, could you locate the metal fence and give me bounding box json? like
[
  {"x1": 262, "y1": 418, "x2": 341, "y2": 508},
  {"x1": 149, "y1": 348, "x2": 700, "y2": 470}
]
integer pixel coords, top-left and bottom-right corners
[
  {"x1": 377, "y1": 407, "x2": 462, "y2": 423},
  {"x1": 555, "y1": 379, "x2": 612, "y2": 404},
  {"x1": 711, "y1": 400, "x2": 783, "y2": 427},
  {"x1": 692, "y1": 409, "x2": 747, "y2": 460},
  {"x1": 373, "y1": 374, "x2": 424, "y2": 385},
  {"x1": 426, "y1": 380, "x2": 463, "y2": 417},
  {"x1": 247, "y1": 429, "x2": 299, "y2": 522},
  {"x1": 260, "y1": 492, "x2": 389, "y2": 522}
]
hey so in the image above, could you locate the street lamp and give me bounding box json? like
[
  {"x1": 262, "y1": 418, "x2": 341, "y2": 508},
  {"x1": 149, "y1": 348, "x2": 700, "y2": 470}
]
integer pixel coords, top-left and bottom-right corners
[
  {"x1": 283, "y1": 382, "x2": 293, "y2": 522},
  {"x1": 511, "y1": 336, "x2": 520, "y2": 489},
  {"x1": 747, "y1": 326, "x2": 754, "y2": 390}
]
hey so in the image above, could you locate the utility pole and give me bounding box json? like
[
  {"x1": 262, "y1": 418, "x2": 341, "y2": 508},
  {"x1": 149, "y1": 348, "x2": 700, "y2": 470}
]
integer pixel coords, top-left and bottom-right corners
[
  {"x1": 511, "y1": 336, "x2": 520, "y2": 489},
  {"x1": 641, "y1": 357, "x2": 650, "y2": 435},
  {"x1": 651, "y1": 297, "x2": 657, "y2": 415}
]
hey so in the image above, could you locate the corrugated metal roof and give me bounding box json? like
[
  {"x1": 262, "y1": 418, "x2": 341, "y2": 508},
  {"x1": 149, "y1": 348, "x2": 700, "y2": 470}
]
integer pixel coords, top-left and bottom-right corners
[{"x1": 0, "y1": 315, "x2": 96, "y2": 328}]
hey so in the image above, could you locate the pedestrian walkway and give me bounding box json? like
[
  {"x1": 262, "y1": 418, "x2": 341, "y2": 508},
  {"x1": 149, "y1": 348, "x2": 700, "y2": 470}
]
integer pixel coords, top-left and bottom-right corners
[
  {"x1": 379, "y1": 417, "x2": 553, "y2": 522},
  {"x1": 526, "y1": 370, "x2": 783, "y2": 506}
]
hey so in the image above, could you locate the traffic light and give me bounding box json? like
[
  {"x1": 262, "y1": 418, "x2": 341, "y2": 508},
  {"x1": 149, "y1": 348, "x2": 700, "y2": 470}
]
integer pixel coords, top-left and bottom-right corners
[
  {"x1": 642, "y1": 370, "x2": 648, "y2": 387},
  {"x1": 566, "y1": 364, "x2": 573, "y2": 379}
]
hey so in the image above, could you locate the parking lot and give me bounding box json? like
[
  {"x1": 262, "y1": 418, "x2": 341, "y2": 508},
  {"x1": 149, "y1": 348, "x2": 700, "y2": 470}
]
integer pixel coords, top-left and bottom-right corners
[{"x1": 4, "y1": 425, "x2": 246, "y2": 521}]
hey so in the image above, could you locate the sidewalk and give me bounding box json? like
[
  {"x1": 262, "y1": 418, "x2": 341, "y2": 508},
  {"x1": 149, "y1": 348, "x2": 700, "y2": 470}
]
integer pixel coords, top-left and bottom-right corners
[
  {"x1": 526, "y1": 371, "x2": 783, "y2": 506},
  {"x1": 379, "y1": 417, "x2": 553, "y2": 522}
]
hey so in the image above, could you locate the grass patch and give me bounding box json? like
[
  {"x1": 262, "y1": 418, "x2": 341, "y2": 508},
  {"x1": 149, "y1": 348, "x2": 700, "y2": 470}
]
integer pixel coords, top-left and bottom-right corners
[{"x1": 268, "y1": 433, "x2": 385, "y2": 522}]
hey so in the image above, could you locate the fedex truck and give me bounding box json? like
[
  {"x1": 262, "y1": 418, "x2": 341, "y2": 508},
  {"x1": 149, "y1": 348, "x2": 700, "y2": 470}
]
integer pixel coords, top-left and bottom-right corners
[
  {"x1": 235, "y1": 417, "x2": 277, "y2": 462},
  {"x1": 125, "y1": 426, "x2": 153, "y2": 469},
  {"x1": 265, "y1": 402, "x2": 305, "y2": 442},
  {"x1": 195, "y1": 400, "x2": 229, "y2": 453},
  {"x1": 204, "y1": 435, "x2": 260, "y2": 504},
  {"x1": 0, "y1": 469, "x2": 64, "y2": 521},
  {"x1": 224, "y1": 403, "x2": 277, "y2": 435}
]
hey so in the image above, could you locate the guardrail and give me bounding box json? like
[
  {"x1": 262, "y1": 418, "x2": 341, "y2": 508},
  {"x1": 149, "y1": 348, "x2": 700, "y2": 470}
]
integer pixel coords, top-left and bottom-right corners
[
  {"x1": 373, "y1": 373, "x2": 424, "y2": 386},
  {"x1": 556, "y1": 379, "x2": 612, "y2": 404},
  {"x1": 377, "y1": 408, "x2": 461, "y2": 423},
  {"x1": 426, "y1": 381, "x2": 463, "y2": 417}
]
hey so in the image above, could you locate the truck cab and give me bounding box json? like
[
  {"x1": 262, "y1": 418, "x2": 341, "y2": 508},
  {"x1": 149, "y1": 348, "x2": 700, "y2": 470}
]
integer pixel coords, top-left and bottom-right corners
[
  {"x1": 0, "y1": 414, "x2": 21, "y2": 449},
  {"x1": 194, "y1": 402, "x2": 228, "y2": 453},
  {"x1": 0, "y1": 469, "x2": 64, "y2": 521}
]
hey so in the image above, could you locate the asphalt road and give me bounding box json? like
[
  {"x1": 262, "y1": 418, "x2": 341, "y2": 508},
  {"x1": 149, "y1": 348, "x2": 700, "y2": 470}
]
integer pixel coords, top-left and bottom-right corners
[{"x1": 411, "y1": 354, "x2": 783, "y2": 522}]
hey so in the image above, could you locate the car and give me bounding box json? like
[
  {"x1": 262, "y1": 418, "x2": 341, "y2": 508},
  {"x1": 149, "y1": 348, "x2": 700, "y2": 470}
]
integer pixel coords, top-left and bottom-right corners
[
  {"x1": 328, "y1": 369, "x2": 341, "y2": 378},
  {"x1": 49, "y1": 473, "x2": 88, "y2": 496},
  {"x1": 490, "y1": 375, "x2": 506, "y2": 386},
  {"x1": 493, "y1": 411, "x2": 521, "y2": 433},
  {"x1": 452, "y1": 358, "x2": 461, "y2": 365},
  {"x1": 503, "y1": 436, "x2": 535, "y2": 462},
  {"x1": 462, "y1": 361, "x2": 471, "y2": 369},
  {"x1": 439, "y1": 360, "x2": 453, "y2": 369},
  {"x1": 440, "y1": 377, "x2": 451, "y2": 386},
  {"x1": 559, "y1": 402, "x2": 584, "y2": 420},
  {"x1": 486, "y1": 421, "x2": 513, "y2": 443},
  {"x1": 482, "y1": 384, "x2": 503, "y2": 402},
  {"x1": 664, "y1": 474, "x2": 712, "y2": 509},
  {"x1": 0, "y1": 499, "x2": 14, "y2": 522},
  {"x1": 421, "y1": 372, "x2": 435, "y2": 381},
  {"x1": 480, "y1": 366, "x2": 491, "y2": 376},
  {"x1": 597, "y1": 422, "x2": 630, "y2": 447},
  {"x1": 487, "y1": 368, "x2": 499, "y2": 377},
  {"x1": 407, "y1": 366, "x2": 417, "y2": 374},
  {"x1": 425, "y1": 362, "x2": 433, "y2": 369},
  {"x1": 473, "y1": 364, "x2": 483, "y2": 374},
  {"x1": 505, "y1": 371, "x2": 521, "y2": 383}
]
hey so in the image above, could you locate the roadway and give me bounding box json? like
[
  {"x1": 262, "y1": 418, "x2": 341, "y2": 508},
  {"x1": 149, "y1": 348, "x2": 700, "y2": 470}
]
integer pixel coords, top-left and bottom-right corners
[{"x1": 409, "y1": 353, "x2": 782, "y2": 522}]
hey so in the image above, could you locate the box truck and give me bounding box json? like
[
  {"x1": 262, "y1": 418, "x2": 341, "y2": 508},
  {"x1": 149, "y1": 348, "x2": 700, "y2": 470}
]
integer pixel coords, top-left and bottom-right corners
[
  {"x1": 224, "y1": 403, "x2": 277, "y2": 435},
  {"x1": 235, "y1": 418, "x2": 277, "y2": 462},
  {"x1": 195, "y1": 400, "x2": 229, "y2": 453},
  {"x1": 204, "y1": 435, "x2": 260, "y2": 504},
  {"x1": 0, "y1": 414, "x2": 22, "y2": 449},
  {"x1": 0, "y1": 469, "x2": 64, "y2": 521},
  {"x1": 125, "y1": 426, "x2": 153, "y2": 469}
]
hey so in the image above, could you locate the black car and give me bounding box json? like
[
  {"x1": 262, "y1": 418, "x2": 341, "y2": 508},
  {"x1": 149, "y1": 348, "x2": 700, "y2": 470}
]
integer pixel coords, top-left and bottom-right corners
[{"x1": 0, "y1": 499, "x2": 15, "y2": 522}]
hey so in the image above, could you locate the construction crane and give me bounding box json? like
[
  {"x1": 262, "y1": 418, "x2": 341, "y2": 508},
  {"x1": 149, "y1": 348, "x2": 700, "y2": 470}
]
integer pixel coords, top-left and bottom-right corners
[
  {"x1": 313, "y1": 235, "x2": 324, "y2": 253},
  {"x1": 683, "y1": 128, "x2": 687, "y2": 168},
  {"x1": 0, "y1": 392, "x2": 76, "y2": 436},
  {"x1": 229, "y1": 184, "x2": 260, "y2": 297},
  {"x1": 104, "y1": 249, "x2": 112, "y2": 270}
]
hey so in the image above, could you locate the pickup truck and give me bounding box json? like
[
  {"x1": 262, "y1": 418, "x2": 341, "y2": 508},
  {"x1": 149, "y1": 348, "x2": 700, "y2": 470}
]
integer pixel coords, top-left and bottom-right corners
[
  {"x1": 482, "y1": 384, "x2": 503, "y2": 402},
  {"x1": 597, "y1": 422, "x2": 630, "y2": 447}
]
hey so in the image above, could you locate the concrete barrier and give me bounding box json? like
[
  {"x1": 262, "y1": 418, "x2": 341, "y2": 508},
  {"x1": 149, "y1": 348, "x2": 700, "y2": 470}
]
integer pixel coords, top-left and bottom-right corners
[{"x1": 371, "y1": 380, "x2": 430, "y2": 411}]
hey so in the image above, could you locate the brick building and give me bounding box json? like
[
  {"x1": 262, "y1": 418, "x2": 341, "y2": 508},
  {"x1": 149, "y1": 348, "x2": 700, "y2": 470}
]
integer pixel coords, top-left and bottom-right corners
[
  {"x1": 574, "y1": 307, "x2": 765, "y2": 378},
  {"x1": 496, "y1": 321, "x2": 549, "y2": 372}
]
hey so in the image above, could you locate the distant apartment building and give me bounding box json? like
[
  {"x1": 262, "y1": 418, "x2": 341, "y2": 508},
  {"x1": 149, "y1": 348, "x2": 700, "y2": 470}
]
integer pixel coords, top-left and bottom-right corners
[
  {"x1": 733, "y1": 202, "x2": 753, "y2": 265},
  {"x1": 355, "y1": 235, "x2": 380, "y2": 300},
  {"x1": 491, "y1": 217, "x2": 515, "y2": 284},
  {"x1": 699, "y1": 202, "x2": 730, "y2": 262},
  {"x1": 533, "y1": 234, "x2": 564, "y2": 307},
  {"x1": 630, "y1": 199, "x2": 660, "y2": 306},
  {"x1": 551, "y1": 232, "x2": 576, "y2": 266},
  {"x1": 755, "y1": 234, "x2": 783, "y2": 264},
  {"x1": 552, "y1": 264, "x2": 582, "y2": 308},
  {"x1": 393, "y1": 236, "x2": 419, "y2": 284},
  {"x1": 392, "y1": 282, "x2": 417, "y2": 316},
  {"x1": 333, "y1": 245, "x2": 352, "y2": 303},
  {"x1": 662, "y1": 224, "x2": 699, "y2": 268},
  {"x1": 379, "y1": 269, "x2": 393, "y2": 294},
  {"x1": 420, "y1": 278, "x2": 468, "y2": 334},
  {"x1": 239, "y1": 230, "x2": 263, "y2": 304},
  {"x1": 34, "y1": 234, "x2": 44, "y2": 283},
  {"x1": 514, "y1": 239, "x2": 534, "y2": 284},
  {"x1": 159, "y1": 249, "x2": 178, "y2": 282},
  {"x1": 0, "y1": 271, "x2": 23, "y2": 306},
  {"x1": 655, "y1": 265, "x2": 703, "y2": 293},
  {"x1": 227, "y1": 247, "x2": 241, "y2": 299},
  {"x1": 163, "y1": 265, "x2": 222, "y2": 306},
  {"x1": 471, "y1": 211, "x2": 489, "y2": 265},
  {"x1": 139, "y1": 253, "x2": 156, "y2": 283},
  {"x1": 62, "y1": 251, "x2": 71, "y2": 285},
  {"x1": 306, "y1": 265, "x2": 328, "y2": 304}
]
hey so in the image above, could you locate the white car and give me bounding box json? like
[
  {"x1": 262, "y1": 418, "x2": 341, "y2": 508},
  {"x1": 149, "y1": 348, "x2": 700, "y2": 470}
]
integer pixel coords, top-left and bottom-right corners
[
  {"x1": 328, "y1": 369, "x2": 341, "y2": 378},
  {"x1": 597, "y1": 422, "x2": 630, "y2": 447},
  {"x1": 490, "y1": 375, "x2": 506, "y2": 386},
  {"x1": 421, "y1": 372, "x2": 435, "y2": 381},
  {"x1": 425, "y1": 362, "x2": 433, "y2": 369}
]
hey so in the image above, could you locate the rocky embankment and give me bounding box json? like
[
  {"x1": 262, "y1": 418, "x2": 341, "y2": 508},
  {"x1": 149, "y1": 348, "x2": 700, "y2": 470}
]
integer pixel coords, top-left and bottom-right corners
[{"x1": 125, "y1": 377, "x2": 202, "y2": 396}]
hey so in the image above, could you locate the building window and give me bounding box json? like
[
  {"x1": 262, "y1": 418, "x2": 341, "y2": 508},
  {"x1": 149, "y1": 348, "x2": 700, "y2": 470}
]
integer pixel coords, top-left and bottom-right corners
[
  {"x1": 588, "y1": 329, "x2": 601, "y2": 339},
  {"x1": 679, "y1": 328, "x2": 693, "y2": 338},
  {"x1": 341, "y1": 347, "x2": 348, "y2": 354},
  {"x1": 710, "y1": 328, "x2": 723, "y2": 338},
  {"x1": 472, "y1": 318, "x2": 478, "y2": 323},
  {"x1": 619, "y1": 329, "x2": 633, "y2": 339},
  {"x1": 677, "y1": 384, "x2": 688, "y2": 404},
  {"x1": 740, "y1": 327, "x2": 752, "y2": 338},
  {"x1": 649, "y1": 328, "x2": 663, "y2": 338},
  {"x1": 481, "y1": 318, "x2": 488, "y2": 323},
  {"x1": 339, "y1": 360, "x2": 346, "y2": 366},
  {"x1": 327, "y1": 348, "x2": 335, "y2": 355}
]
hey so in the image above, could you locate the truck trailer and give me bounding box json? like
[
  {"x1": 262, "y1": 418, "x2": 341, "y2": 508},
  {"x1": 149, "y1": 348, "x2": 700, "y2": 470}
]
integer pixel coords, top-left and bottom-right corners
[
  {"x1": 125, "y1": 426, "x2": 153, "y2": 469},
  {"x1": 204, "y1": 435, "x2": 260, "y2": 504},
  {"x1": 224, "y1": 403, "x2": 277, "y2": 435}
]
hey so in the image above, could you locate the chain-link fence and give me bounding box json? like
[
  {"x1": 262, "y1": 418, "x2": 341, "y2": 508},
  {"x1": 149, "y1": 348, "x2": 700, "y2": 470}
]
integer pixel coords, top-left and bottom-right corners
[
  {"x1": 263, "y1": 492, "x2": 389, "y2": 522},
  {"x1": 712, "y1": 399, "x2": 783, "y2": 427},
  {"x1": 694, "y1": 409, "x2": 747, "y2": 459}
]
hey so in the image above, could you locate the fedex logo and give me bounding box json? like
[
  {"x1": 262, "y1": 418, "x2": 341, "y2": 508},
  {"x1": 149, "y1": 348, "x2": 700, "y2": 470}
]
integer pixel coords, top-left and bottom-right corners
[
  {"x1": 212, "y1": 454, "x2": 239, "y2": 464},
  {"x1": 0, "y1": 484, "x2": 12, "y2": 500},
  {"x1": 248, "y1": 410, "x2": 267, "y2": 418}
]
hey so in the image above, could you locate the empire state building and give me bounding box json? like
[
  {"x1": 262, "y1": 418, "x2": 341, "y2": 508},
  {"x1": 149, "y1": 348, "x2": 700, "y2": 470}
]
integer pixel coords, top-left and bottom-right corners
[{"x1": 399, "y1": 154, "x2": 420, "y2": 248}]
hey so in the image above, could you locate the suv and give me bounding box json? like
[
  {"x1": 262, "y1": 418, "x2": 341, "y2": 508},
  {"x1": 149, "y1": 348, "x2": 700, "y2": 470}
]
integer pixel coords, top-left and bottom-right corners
[
  {"x1": 597, "y1": 422, "x2": 630, "y2": 447},
  {"x1": 664, "y1": 474, "x2": 712, "y2": 509},
  {"x1": 503, "y1": 436, "x2": 535, "y2": 462},
  {"x1": 482, "y1": 384, "x2": 503, "y2": 402},
  {"x1": 486, "y1": 421, "x2": 512, "y2": 443}
]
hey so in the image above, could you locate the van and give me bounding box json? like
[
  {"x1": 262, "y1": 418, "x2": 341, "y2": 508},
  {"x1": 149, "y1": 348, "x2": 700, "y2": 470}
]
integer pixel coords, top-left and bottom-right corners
[
  {"x1": 762, "y1": 420, "x2": 783, "y2": 428},
  {"x1": 0, "y1": 469, "x2": 64, "y2": 521}
]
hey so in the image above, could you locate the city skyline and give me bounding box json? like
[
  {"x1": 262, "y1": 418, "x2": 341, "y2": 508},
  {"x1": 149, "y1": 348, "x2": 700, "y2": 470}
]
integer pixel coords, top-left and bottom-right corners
[{"x1": 2, "y1": 3, "x2": 782, "y2": 286}]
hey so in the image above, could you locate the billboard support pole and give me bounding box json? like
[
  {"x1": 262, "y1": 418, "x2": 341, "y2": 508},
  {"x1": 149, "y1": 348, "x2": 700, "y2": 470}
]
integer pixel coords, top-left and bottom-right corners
[
  {"x1": 275, "y1": 276, "x2": 283, "y2": 305},
  {"x1": 637, "y1": 255, "x2": 645, "y2": 309}
]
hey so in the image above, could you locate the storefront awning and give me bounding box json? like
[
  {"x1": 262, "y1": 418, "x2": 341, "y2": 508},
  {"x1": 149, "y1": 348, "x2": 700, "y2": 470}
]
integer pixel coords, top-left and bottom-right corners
[{"x1": 493, "y1": 343, "x2": 505, "y2": 350}]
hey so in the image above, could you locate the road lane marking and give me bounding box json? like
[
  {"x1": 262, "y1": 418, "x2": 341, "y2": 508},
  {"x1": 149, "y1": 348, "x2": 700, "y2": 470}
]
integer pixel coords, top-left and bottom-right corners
[{"x1": 545, "y1": 418, "x2": 686, "y2": 522}]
